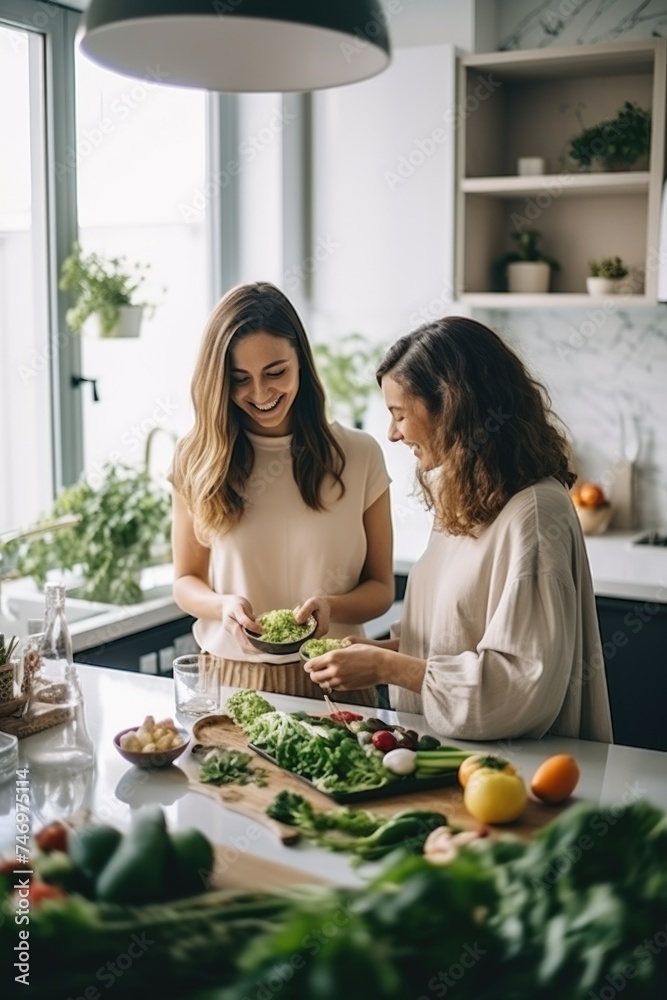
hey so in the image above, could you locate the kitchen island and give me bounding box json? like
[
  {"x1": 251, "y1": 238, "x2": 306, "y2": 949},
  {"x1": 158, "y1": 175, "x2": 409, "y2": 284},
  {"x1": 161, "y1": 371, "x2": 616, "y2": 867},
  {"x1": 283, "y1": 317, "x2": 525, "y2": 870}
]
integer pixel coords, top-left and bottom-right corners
[{"x1": 2, "y1": 664, "x2": 666, "y2": 882}]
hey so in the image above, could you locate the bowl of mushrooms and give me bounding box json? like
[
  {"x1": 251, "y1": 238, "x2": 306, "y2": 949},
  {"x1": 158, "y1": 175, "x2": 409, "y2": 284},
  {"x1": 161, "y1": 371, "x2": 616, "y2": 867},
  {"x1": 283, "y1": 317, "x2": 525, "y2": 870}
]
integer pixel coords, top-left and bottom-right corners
[{"x1": 113, "y1": 714, "x2": 190, "y2": 769}]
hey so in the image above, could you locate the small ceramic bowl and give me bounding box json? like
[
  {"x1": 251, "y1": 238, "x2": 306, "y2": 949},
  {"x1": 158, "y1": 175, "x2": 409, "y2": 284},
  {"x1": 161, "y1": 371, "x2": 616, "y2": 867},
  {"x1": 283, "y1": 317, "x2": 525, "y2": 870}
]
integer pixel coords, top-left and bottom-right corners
[
  {"x1": 243, "y1": 611, "x2": 317, "y2": 656},
  {"x1": 575, "y1": 502, "x2": 614, "y2": 536},
  {"x1": 299, "y1": 637, "x2": 345, "y2": 663},
  {"x1": 113, "y1": 726, "x2": 190, "y2": 769}
]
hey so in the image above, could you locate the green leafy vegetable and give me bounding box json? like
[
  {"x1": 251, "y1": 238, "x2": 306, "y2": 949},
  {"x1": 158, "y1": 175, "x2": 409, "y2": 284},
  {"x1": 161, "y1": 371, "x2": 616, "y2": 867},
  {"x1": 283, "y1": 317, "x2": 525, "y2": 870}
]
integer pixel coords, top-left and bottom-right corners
[
  {"x1": 266, "y1": 791, "x2": 446, "y2": 862},
  {"x1": 199, "y1": 748, "x2": 267, "y2": 787},
  {"x1": 246, "y1": 710, "x2": 390, "y2": 793},
  {"x1": 225, "y1": 690, "x2": 274, "y2": 728}
]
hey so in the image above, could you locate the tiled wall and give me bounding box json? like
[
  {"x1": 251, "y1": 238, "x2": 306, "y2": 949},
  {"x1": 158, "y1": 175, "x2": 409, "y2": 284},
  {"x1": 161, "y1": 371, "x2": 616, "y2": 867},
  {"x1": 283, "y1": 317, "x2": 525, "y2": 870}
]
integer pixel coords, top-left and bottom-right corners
[{"x1": 483, "y1": 0, "x2": 667, "y2": 529}]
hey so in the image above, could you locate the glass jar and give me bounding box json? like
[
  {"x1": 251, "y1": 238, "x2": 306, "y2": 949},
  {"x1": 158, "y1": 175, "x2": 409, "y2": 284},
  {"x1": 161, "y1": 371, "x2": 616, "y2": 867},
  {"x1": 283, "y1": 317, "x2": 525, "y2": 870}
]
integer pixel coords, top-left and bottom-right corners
[{"x1": 26, "y1": 583, "x2": 94, "y2": 770}]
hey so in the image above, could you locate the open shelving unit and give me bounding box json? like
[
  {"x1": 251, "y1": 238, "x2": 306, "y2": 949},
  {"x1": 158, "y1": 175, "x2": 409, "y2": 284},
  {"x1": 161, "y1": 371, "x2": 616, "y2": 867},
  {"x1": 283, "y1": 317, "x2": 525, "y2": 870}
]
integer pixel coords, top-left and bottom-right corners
[{"x1": 455, "y1": 40, "x2": 667, "y2": 307}]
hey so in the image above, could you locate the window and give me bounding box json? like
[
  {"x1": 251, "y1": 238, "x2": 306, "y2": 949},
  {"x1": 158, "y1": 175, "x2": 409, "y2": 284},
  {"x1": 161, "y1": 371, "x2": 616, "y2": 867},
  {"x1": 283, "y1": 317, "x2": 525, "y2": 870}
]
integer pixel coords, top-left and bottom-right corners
[
  {"x1": 73, "y1": 48, "x2": 209, "y2": 484},
  {"x1": 0, "y1": 18, "x2": 51, "y2": 533}
]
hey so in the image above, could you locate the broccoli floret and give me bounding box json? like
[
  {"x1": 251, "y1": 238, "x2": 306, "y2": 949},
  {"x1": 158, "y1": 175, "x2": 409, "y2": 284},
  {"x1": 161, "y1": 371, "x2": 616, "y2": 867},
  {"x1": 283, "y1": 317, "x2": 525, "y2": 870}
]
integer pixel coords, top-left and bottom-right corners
[{"x1": 226, "y1": 690, "x2": 274, "y2": 730}]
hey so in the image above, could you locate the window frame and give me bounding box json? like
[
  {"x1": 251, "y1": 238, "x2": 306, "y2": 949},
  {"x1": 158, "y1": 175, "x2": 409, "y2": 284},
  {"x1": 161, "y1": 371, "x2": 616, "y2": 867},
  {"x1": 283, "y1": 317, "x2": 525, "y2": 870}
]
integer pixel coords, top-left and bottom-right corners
[{"x1": 0, "y1": 0, "x2": 82, "y2": 492}]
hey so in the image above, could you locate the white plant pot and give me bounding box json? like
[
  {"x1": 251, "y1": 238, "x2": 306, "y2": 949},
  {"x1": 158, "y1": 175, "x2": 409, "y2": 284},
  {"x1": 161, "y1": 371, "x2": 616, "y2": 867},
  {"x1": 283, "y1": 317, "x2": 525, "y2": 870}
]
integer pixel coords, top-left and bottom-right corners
[
  {"x1": 506, "y1": 261, "x2": 551, "y2": 294},
  {"x1": 109, "y1": 304, "x2": 143, "y2": 338},
  {"x1": 586, "y1": 276, "x2": 622, "y2": 297},
  {"x1": 85, "y1": 304, "x2": 144, "y2": 338}
]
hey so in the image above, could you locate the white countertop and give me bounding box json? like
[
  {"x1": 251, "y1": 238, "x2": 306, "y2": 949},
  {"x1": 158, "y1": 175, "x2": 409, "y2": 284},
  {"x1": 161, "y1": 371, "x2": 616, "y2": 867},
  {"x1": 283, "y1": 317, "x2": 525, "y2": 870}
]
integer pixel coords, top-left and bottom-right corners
[{"x1": 2, "y1": 665, "x2": 666, "y2": 882}]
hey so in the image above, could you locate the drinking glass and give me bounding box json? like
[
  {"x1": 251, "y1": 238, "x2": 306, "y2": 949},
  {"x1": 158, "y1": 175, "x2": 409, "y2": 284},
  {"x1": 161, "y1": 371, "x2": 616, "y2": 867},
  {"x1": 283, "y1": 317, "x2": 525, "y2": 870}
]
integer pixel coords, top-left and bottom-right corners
[{"x1": 173, "y1": 654, "x2": 219, "y2": 716}]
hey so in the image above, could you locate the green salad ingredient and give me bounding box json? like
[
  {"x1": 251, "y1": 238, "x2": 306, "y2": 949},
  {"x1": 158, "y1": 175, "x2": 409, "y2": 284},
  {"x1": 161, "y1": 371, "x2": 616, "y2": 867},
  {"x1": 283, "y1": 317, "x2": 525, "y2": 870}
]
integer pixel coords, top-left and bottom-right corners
[
  {"x1": 301, "y1": 637, "x2": 343, "y2": 658},
  {"x1": 199, "y1": 747, "x2": 267, "y2": 787},
  {"x1": 225, "y1": 690, "x2": 274, "y2": 728},
  {"x1": 266, "y1": 791, "x2": 446, "y2": 862},
  {"x1": 245, "y1": 709, "x2": 390, "y2": 793},
  {"x1": 256, "y1": 608, "x2": 314, "y2": 643},
  {"x1": 3, "y1": 801, "x2": 667, "y2": 999}
]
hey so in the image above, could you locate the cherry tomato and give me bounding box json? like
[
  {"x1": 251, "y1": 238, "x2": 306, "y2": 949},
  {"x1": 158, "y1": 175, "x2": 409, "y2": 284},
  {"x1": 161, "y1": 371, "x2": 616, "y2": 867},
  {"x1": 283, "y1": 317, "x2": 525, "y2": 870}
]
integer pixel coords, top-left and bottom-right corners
[
  {"x1": 371, "y1": 730, "x2": 398, "y2": 752},
  {"x1": 330, "y1": 711, "x2": 363, "y2": 724},
  {"x1": 35, "y1": 821, "x2": 69, "y2": 854}
]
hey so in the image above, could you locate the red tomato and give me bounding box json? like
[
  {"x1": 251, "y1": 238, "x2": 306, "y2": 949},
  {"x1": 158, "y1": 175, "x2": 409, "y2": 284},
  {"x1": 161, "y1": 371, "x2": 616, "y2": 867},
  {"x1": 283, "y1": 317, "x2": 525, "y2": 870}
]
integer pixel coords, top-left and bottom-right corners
[
  {"x1": 371, "y1": 730, "x2": 398, "y2": 752},
  {"x1": 330, "y1": 711, "x2": 364, "y2": 723},
  {"x1": 35, "y1": 821, "x2": 69, "y2": 854}
]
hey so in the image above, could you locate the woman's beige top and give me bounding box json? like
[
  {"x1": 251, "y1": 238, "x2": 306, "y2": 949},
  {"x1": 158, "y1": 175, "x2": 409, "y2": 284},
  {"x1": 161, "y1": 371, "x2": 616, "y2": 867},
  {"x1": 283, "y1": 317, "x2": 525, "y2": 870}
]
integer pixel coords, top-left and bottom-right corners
[
  {"x1": 194, "y1": 422, "x2": 391, "y2": 665},
  {"x1": 391, "y1": 478, "x2": 613, "y2": 743}
]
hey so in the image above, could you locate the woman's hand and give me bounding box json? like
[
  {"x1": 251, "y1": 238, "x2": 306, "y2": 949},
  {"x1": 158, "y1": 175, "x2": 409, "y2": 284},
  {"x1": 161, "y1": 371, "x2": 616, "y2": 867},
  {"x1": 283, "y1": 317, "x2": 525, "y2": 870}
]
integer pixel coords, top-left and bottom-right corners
[
  {"x1": 222, "y1": 595, "x2": 260, "y2": 653},
  {"x1": 304, "y1": 641, "x2": 387, "y2": 691},
  {"x1": 294, "y1": 596, "x2": 331, "y2": 638}
]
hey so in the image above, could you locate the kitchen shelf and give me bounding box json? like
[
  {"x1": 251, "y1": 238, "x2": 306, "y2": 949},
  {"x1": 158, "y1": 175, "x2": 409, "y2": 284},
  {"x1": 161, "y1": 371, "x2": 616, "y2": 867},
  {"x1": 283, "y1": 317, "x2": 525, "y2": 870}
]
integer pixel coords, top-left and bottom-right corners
[
  {"x1": 460, "y1": 172, "x2": 650, "y2": 198},
  {"x1": 460, "y1": 293, "x2": 654, "y2": 309},
  {"x1": 455, "y1": 40, "x2": 667, "y2": 303}
]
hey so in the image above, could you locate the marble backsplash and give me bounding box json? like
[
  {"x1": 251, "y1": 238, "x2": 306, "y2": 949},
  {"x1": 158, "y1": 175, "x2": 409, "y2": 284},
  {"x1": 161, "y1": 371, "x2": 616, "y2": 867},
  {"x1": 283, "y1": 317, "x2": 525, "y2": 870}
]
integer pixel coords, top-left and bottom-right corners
[
  {"x1": 483, "y1": 307, "x2": 667, "y2": 529},
  {"x1": 482, "y1": 0, "x2": 667, "y2": 530}
]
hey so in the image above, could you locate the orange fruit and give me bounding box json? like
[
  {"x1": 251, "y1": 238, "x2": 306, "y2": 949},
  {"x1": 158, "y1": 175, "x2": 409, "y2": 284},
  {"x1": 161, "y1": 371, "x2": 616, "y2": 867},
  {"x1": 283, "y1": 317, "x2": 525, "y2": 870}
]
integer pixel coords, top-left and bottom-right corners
[
  {"x1": 530, "y1": 753, "x2": 580, "y2": 804},
  {"x1": 578, "y1": 482, "x2": 606, "y2": 508}
]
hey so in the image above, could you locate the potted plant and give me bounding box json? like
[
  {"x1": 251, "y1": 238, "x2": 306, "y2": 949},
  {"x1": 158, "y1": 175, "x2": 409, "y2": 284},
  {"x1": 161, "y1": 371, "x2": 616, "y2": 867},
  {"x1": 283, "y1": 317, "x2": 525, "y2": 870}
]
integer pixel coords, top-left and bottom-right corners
[
  {"x1": 60, "y1": 243, "x2": 157, "y2": 338},
  {"x1": 587, "y1": 256, "x2": 629, "y2": 296},
  {"x1": 567, "y1": 101, "x2": 651, "y2": 172},
  {"x1": 496, "y1": 230, "x2": 560, "y2": 294},
  {"x1": 3, "y1": 464, "x2": 171, "y2": 605},
  {"x1": 313, "y1": 333, "x2": 385, "y2": 428}
]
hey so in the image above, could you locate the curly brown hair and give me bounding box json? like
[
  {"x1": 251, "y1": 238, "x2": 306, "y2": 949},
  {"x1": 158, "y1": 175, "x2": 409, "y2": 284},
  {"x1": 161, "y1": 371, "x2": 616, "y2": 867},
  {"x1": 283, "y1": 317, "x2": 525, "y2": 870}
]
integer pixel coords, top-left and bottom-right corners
[
  {"x1": 376, "y1": 316, "x2": 575, "y2": 535},
  {"x1": 170, "y1": 282, "x2": 345, "y2": 542}
]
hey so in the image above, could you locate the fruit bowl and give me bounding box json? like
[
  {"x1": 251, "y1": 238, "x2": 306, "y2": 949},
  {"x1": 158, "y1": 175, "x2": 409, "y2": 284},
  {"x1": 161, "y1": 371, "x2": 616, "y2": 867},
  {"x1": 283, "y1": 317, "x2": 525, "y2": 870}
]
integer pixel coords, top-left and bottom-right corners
[
  {"x1": 574, "y1": 502, "x2": 614, "y2": 536},
  {"x1": 113, "y1": 726, "x2": 190, "y2": 769}
]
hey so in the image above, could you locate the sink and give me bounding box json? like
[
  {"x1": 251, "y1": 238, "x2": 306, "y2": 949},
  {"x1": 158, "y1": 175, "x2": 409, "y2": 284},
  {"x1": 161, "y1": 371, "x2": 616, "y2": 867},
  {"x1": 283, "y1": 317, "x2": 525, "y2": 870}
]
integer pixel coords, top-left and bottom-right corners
[
  {"x1": 2, "y1": 564, "x2": 174, "y2": 637},
  {"x1": 4, "y1": 594, "x2": 115, "y2": 638}
]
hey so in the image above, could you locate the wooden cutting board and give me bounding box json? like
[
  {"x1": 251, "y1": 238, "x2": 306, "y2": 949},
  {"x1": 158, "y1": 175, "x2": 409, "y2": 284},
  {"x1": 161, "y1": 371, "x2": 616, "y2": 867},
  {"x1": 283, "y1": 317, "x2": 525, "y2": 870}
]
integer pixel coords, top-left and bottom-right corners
[{"x1": 188, "y1": 714, "x2": 568, "y2": 842}]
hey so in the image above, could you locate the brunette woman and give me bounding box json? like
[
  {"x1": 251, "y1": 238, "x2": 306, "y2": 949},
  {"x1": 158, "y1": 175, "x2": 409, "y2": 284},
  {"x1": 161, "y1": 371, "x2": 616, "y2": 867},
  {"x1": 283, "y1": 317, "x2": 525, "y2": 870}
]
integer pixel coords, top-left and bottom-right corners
[{"x1": 305, "y1": 316, "x2": 613, "y2": 740}]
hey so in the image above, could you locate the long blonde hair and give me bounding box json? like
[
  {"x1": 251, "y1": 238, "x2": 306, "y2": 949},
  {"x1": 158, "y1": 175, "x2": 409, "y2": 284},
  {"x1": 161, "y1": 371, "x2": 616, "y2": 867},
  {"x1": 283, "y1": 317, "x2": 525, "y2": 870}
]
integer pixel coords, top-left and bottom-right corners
[{"x1": 170, "y1": 282, "x2": 345, "y2": 541}]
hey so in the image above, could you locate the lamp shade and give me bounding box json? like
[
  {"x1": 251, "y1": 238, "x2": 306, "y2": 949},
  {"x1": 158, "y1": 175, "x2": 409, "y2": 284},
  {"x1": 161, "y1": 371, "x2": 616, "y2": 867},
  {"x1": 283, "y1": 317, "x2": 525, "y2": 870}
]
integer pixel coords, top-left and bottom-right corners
[{"x1": 80, "y1": 0, "x2": 391, "y2": 92}]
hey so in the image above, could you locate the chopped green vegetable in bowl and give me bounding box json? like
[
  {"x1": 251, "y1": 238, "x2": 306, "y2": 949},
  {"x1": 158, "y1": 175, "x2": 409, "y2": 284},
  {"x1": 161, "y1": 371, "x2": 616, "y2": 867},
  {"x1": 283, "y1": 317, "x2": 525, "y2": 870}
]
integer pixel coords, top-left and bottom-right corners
[
  {"x1": 257, "y1": 609, "x2": 315, "y2": 643},
  {"x1": 243, "y1": 609, "x2": 317, "y2": 655},
  {"x1": 300, "y1": 637, "x2": 344, "y2": 660}
]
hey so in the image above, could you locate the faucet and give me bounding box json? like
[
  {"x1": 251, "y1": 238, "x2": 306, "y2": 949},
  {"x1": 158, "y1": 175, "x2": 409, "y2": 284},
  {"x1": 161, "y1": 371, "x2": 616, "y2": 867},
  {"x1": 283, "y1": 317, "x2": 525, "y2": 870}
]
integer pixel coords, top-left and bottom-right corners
[
  {"x1": 0, "y1": 515, "x2": 82, "y2": 632},
  {"x1": 144, "y1": 426, "x2": 178, "y2": 481}
]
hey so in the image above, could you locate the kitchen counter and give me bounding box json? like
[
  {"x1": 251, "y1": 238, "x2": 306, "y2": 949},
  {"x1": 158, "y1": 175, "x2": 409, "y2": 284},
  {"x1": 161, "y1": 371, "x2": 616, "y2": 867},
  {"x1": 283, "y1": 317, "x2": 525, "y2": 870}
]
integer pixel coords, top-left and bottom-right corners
[{"x1": 2, "y1": 665, "x2": 666, "y2": 880}]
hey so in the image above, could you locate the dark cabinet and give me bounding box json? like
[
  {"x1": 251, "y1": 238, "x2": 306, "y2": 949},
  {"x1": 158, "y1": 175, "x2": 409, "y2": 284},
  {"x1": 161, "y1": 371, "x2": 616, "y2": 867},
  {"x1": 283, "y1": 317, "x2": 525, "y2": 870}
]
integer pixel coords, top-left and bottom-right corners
[
  {"x1": 74, "y1": 615, "x2": 197, "y2": 675},
  {"x1": 596, "y1": 596, "x2": 667, "y2": 752}
]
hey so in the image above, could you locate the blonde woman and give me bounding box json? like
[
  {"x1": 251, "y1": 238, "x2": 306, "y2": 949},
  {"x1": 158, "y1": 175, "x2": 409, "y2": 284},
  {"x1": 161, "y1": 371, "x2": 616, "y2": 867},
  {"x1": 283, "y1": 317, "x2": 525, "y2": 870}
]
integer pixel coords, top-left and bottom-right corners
[{"x1": 170, "y1": 281, "x2": 393, "y2": 702}]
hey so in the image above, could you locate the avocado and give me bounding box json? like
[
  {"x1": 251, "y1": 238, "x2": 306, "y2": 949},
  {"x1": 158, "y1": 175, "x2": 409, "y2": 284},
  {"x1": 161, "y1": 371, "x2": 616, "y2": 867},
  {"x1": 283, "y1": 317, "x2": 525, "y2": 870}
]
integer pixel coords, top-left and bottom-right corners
[
  {"x1": 169, "y1": 828, "x2": 215, "y2": 898},
  {"x1": 69, "y1": 824, "x2": 122, "y2": 880},
  {"x1": 95, "y1": 807, "x2": 170, "y2": 905}
]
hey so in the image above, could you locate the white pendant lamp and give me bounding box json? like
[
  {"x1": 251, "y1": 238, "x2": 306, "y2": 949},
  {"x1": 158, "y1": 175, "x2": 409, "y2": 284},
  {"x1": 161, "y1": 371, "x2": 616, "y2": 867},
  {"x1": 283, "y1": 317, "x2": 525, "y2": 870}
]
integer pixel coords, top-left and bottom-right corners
[{"x1": 80, "y1": 1, "x2": 391, "y2": 92}]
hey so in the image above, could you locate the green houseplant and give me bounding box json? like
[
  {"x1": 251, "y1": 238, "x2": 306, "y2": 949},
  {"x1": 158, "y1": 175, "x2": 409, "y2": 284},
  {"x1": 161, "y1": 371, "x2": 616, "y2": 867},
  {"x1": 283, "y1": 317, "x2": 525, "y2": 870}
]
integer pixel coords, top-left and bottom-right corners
[
  {"x1": 60, "y1": 243, "x2": 156, "y2": 337},
  {"x1": 313, "y1": 333, "x2": 385, "y2": 428},
  {"x1": 567, "y1": 101, "x2": 651, "y2": 171},
  {"x1": 4, "y1": 464, "x2": 171, "y2": 605},
  {"x1": 496, "y1": 230, "x2": 560, "y2": 294},
  {"x1": 587, "y1": 255, "x2": 629, "y2": 296}
]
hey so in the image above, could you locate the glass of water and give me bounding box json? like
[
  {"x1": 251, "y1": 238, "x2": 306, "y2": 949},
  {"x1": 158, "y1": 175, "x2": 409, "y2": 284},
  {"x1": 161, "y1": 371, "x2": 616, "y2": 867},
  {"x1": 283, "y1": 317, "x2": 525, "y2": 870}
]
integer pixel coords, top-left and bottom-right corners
[{"x1": 173, "y1": 654, "x2": 220, "y2": 717}]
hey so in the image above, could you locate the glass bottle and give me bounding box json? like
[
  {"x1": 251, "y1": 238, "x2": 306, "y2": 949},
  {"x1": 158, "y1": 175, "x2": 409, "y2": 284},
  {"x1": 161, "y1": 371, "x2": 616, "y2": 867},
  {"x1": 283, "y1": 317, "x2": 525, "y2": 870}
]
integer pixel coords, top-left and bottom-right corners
[{"x1": 27, "y1": 583, "x2": 94, "y2": 769}]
